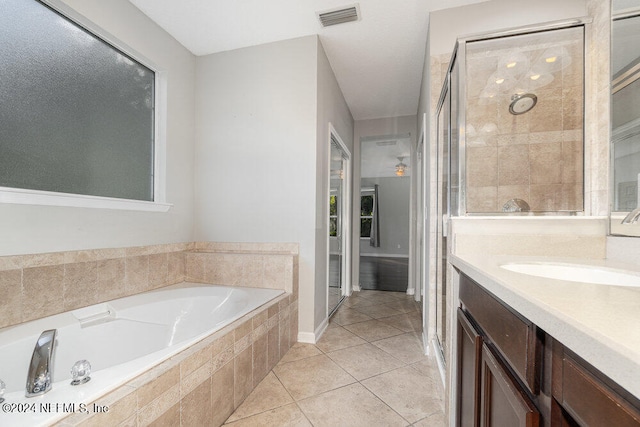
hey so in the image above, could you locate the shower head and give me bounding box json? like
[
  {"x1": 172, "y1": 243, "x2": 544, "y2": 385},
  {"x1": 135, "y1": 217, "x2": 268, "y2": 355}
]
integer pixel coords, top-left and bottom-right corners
[{"x1": 509, "y1": 93, "x2": 537, "y2": 115}]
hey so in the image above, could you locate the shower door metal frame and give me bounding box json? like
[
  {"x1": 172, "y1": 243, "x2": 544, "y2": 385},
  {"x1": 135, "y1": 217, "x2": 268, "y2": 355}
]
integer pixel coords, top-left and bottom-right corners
[
  {"x1": 434, "y1": 51, "x2": 457, "y2": 367},
  {"x1": 452, "y1": 17, "x2": 591, "y2": 216}
]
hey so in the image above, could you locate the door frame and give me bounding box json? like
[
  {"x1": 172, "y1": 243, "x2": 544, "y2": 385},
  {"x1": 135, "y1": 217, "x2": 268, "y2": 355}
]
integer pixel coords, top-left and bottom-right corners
[{"x1": 326, "y1": 123, "x2": 352, "y2": 317}]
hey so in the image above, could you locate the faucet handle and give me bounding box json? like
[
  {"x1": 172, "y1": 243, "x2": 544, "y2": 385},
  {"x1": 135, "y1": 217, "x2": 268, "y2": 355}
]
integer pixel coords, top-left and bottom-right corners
[{"x1": 71, "y1": 360, "x2": 91, "y2": 385}]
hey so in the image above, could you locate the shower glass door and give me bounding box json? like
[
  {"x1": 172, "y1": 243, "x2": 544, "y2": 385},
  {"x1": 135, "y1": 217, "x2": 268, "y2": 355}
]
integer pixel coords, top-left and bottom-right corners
[
  {"x1": 462, "y1": 25, "x2": 584, "y2": 214},
  {"x1": 435, "y1": 73, "x2": 451, "y2": 363}
]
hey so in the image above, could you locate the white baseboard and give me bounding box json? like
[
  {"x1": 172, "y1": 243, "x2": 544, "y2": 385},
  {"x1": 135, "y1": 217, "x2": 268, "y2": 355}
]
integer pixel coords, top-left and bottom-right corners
[
  {"x1": 352, "y1": 284, "x2": 362, "y2": 292},
  {"x1": 297, "y1": 331, "x2": 316, "y2": 344},
  {"x1": 422, "y1": 331, "x2": 430, "y2": 355},
  {"x1": 297, "y1": 317, "x2": 329, "y2": 344},
  {"x1": 406, "y1": 287, "x2": 415, "y2": 295}
]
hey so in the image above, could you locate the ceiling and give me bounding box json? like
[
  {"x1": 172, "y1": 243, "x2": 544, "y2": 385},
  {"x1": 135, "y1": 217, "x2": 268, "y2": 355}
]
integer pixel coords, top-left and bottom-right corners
[{"x1": 128, "y1": 0, "x2": 488, "y2": 120}]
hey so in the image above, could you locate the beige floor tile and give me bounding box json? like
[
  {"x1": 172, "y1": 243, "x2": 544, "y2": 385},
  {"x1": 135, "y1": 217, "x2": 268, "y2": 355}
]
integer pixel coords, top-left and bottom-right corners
[
  {"x1": 273, "y1": 354, "x2": 356, "y2": 400},
  {"x1": 353, "y1": 303, "x2": 404, "y2": 319},
  {"x1": 331, "y1": 307, "x2": 374, "y2": 326},
  {"x1": 359, "y1": 291, "x2": 408, "y2": 303},
  {"x1": 410, "y1": 356, "x2": 441, "y2": 379},
  {"x1": 373, "y1": 332, "x2": 425, "y2": 364},
  {"x1": 278, "y1": 343, "x2": 322, "y2": 364},
  {"x1": 412, "y1": 410, "x2": 447, "y2": 426},
  {"x1": 343, "y1": 319, "x2": 404, "y2": 342},
  {"x1": 223, "y1": 403, "x2": 312, "y2": 427},
  {"x1": 315, "y1": 325, "x2": 366, "y2": 353},
  {"x1": 297, "y1": 383, "x2": 409, "y2": 427},
  {"x1": 326, "y1": 343, "x2": 405, "y2": 380},
  {"x1": 378, "y1": 313, "x2": 423, "y2": 333},
  {"x1": 343, "y1": 297, "x2": 380, "y2": 309},
  {"x1": 384, "y1": 299, "x2": 421, "y2": 314},
  {"x1": 226, "y1": 372, "x2": 293, "y2": 422},
  {"x1": 362, "y1": 366, "x2": 443, "y2": 424}
]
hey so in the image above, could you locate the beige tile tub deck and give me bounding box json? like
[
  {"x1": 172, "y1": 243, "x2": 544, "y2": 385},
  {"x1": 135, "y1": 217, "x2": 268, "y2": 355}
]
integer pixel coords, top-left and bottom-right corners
[{"x1": 57, "y1": 291, "x2": 297, "y2": 427}]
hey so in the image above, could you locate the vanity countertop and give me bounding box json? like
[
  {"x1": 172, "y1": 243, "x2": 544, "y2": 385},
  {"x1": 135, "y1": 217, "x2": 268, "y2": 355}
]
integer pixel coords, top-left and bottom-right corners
[{"x1": 450, "y1": 254, "x2": 640, "y2": 399}]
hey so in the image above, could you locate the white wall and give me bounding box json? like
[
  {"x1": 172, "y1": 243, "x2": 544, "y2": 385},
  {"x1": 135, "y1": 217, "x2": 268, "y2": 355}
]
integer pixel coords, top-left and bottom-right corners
[
  {"x1": 194, "y1": 35, "x2": 353, "y2": 338},
  {"x1": 0, "y1": 0, "x2": 196, "y2": 256},
  {"x1": 315, "y1": 39, "x2": 354, "y2": 328}
]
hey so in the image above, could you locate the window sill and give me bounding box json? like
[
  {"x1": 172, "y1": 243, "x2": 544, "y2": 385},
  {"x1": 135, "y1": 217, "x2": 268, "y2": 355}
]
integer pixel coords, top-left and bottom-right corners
[{"x1": 0, "y1": 187, "x2": 172, "y2": 212}]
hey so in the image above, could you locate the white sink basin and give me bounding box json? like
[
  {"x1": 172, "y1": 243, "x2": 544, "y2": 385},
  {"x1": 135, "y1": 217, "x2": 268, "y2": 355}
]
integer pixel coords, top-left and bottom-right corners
[{"x1": 500, "y1": 263, "x2": 640, "y2": 287}]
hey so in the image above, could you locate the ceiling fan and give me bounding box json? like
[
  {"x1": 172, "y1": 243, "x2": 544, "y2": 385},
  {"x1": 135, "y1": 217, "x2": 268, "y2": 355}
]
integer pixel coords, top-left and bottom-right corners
[{"x1": 395, "y1": 156, "x2": 408, "y2": 177}]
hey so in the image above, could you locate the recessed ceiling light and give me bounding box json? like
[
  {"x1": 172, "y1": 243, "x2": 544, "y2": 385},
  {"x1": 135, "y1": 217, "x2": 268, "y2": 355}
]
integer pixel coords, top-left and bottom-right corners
[
  {"x1": 530, "y1": 74, "x2": 541, "y2": 80},
  {"x1": 545, "y1": 56, "x2": 558, "y2": 63},
  {"x1": 506, "y1": 62, "x2": 517, "y2": 68},
  {"x1": 495, "y1": 78, "x2": 505, "y2": 84}
]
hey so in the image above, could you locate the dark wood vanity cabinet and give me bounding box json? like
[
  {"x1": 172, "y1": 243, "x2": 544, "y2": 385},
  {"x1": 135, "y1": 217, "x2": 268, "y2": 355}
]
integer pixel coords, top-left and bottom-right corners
[
  {"x1": 551, "y1": 342, "x2": 640, "y2": 426},
  {"x1": 458, "y1": 273, "x2": 542, "y2": 427},
  {"x1": 457, "y1": 272, "x2": 640, "y2": 427},
  {"x1": 458, "y1": 308, "x2": 482, "y2": 427}
]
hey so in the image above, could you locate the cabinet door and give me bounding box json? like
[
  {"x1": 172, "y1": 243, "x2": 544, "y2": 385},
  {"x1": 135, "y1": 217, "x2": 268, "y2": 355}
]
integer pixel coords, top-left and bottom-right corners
[
  {"x1": 458, "y1": 308, "x2": 482, "y2": 427},
  {"x1": 480, "y1": 344, "x2": 540, "y2": 427}
]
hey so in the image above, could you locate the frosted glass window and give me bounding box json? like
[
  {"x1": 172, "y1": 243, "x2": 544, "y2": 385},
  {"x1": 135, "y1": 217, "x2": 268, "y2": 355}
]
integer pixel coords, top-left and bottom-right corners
[{"x1": 0, "y1": 0, "x2": 155, "y2": 202}]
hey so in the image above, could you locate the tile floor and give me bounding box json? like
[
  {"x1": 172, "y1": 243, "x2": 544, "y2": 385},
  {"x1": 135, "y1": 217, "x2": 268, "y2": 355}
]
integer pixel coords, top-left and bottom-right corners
[{"x1": 222, "y1": 290, "x2": 446, "y2": 426}]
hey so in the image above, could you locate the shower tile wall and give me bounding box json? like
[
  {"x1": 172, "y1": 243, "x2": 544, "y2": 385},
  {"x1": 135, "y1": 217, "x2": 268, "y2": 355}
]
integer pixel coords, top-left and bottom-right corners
[{"x1": 465, "y1": 28, "x2": 584, "y2": 213}]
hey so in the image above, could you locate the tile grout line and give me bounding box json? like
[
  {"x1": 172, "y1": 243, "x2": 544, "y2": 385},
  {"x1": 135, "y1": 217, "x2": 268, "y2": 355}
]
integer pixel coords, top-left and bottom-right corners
[{"x1": 223, "y1": 291, "x2": 441, "y2": 426}]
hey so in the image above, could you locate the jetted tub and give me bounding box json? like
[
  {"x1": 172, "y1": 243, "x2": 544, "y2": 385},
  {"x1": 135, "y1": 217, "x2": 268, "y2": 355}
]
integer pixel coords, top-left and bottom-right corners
[{"x1": 0, "y1": 282, "x2": 284, "y2": 426}]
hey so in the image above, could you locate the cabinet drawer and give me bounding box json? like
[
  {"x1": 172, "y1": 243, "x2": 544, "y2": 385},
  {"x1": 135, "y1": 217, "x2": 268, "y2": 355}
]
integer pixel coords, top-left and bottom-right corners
[
  {"x1": 559, "y1": 351, "x2": 640, "y2": 426},
  {"x1": 460, "y1": 274, "x2": 541, "y2": 394}
]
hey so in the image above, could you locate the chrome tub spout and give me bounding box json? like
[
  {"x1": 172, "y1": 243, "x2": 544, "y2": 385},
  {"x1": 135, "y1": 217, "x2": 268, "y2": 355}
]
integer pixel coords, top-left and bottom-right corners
[{"x1": 25, "y1": 329, "x2": 57, "y2": 397}]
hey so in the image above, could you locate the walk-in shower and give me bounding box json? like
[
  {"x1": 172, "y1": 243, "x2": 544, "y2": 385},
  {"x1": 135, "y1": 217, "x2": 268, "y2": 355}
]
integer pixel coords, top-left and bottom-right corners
[
  {"x1": 433, "y1": 19, "x2": 586, "y2": 365},
  {"x1": 441, "y1": 22, "x2": 586, "y2": 216}
]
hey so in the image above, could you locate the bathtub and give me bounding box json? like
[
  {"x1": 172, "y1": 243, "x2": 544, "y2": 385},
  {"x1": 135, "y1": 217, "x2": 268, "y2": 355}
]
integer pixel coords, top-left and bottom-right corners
[{"x1": 0, "y1": 283, "x2": 284, "y2": 427}]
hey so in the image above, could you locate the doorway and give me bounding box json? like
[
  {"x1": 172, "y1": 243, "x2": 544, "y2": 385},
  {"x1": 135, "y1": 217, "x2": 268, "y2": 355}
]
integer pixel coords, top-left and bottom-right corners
[{"x1": 359, "y1": 134, "x2": 411, "y2": 292}]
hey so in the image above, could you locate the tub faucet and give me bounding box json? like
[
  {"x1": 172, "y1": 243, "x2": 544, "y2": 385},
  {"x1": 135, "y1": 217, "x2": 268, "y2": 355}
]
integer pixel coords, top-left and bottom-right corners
[
  {"x1": 621, "y1": 207, "x2": 640, "y2": 224},
  {"x1": 25, "y1": 329, "x2": 57, "y2": 397}
]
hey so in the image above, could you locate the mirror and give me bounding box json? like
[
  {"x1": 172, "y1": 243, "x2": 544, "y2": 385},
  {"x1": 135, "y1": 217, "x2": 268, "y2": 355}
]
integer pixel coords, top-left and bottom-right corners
[
  {"x1": 328, "y1": 136, "x2": 349, "y2": 316},
  {"x1": 611, "y1": 0, "x2": 640, "y2": 236}
]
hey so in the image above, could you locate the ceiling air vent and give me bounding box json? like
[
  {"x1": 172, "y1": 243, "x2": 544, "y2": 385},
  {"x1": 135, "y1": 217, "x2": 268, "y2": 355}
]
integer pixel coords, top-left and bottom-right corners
[{"x1": 317, "y1": 4, "x2": 360, "y2": 27}]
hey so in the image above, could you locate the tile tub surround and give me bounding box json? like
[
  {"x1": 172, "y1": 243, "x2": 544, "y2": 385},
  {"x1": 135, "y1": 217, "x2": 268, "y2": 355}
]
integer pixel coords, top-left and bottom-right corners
[
  {"x1": 185, "y1": 243, "x2": 298, "y2": 295},
  {"x1": 0, "y1": 242, "x2": 298, "y2": 330},
  {"x1": 55, "y1": 292, "x2": 297, "y2": 426},
  {"x1": 0, "y1": 243, "x2": 190, "y2": 330}
]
